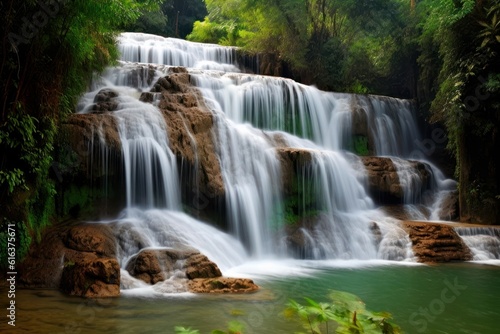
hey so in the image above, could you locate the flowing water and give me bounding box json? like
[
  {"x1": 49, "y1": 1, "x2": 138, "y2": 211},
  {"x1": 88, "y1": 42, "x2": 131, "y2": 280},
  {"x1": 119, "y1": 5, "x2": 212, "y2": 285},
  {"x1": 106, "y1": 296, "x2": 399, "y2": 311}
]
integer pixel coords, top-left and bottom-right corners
[
  {"x1": 77, "y1": 32, "x2": 500, "y2": 266},
  {"x1": 51, "y1": 31, "x2": 500, "y2": 332}
]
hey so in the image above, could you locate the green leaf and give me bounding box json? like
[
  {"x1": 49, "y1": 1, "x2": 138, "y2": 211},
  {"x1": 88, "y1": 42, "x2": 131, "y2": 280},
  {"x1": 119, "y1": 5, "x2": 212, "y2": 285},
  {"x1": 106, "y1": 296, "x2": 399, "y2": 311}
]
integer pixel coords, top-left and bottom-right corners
[{"x1": 175, "y1": 326, "x2": 200, "y2": 334}]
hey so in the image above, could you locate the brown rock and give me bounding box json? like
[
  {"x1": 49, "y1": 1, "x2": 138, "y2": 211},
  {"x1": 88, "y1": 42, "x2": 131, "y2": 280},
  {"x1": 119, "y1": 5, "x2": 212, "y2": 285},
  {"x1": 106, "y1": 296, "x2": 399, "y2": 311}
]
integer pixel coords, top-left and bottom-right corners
[
  {"x1": 276, "y1": 147, "x2": 313, "y2": 195},
  {"x1": 125, "y1": 248, "x2": 221, "y2": 284},
  {"x1": 185, "y1": 253, "x2": 222, "y2": 279},
  {"x1": 188, "y1": 277, "x2": 259, "y2": 293},
  {"x1": 147, "y1": 70, "x2": 225, "y2": 205},
  {"x1": 403, "y1": 221, "x2": 473, "y2": 263},
  {"x1": 92, "y1": 88, "x2": 119, "y2": 112},
  {"x1": 60, "y1": 255, "x2": 120, "y2": 298},
  {"x1": 65, "y1": 223, "x2": 117, "y2": 257},
  {"x1": 18, "y1": 221, "x2": 121, "y2": 298},
  {"x1": 361, "y1": 157, "x2": 431, "y2": 205}
]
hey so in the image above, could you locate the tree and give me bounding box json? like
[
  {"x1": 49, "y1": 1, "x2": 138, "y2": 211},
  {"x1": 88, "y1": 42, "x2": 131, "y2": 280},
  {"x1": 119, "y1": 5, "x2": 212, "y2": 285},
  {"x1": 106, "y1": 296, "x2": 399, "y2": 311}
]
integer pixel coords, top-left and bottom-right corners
[
  {"x1": 0, "y1": 0, "x2": 161, "y2": 264},
  {"x1": 418, "y1": 0, "x2": 500, "y2": 223}
]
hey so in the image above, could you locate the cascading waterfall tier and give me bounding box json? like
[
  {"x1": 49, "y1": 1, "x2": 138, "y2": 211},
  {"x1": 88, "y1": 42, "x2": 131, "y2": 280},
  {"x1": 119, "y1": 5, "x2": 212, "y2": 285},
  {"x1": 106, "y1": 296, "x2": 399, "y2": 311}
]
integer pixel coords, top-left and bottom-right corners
[
  {"x1": 455, "y1": 227, "x2": 500, "y2": 260},
  {"x1": 75, "y1": 32, "x2": 485, "y2": 278},
  {"x1": 119, "y1": 32, "x2": 240, "y2": 72}
]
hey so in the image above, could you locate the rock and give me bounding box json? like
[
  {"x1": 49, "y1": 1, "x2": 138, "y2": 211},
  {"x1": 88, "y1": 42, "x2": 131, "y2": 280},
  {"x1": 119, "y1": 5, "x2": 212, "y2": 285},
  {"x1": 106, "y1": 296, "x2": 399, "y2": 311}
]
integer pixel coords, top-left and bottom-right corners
[
  {"x1": 61, "y1": 113, "x2": 122, "y2": 182},
  {"x1": 125, "y1": 248, "x2": 221, "y2": 284},
  {"x1": 437, "y1": 190, "x2": 459, "y2": 221},
  {"x1": 188, "y1": 278, "x2": 259, "y2": 293},
  {"x1": 147, "y1": 71, "x2": 225, "y2": 212},
  {"x1": 65, "y1": 223, "x2": 117, "y2": 257},
  {"x1": 276, "y1": 147, "x2": 313, "y2": 195},
  {"x1": 370, "y1": 222, "x2": 382, "y2": 247},
  {"x1": 283, "y1": 214, "x2": 330, "y2": 259},
  {"x1": 18, "y1": 222, "x2": 121, "y2": 298},
  {"x1": 62, "y1": 113, "x2": 121, "y2": 152},
  {"x1": 185, "y1": 253, "x2": 222, "y2": 279},
  {"x1": 403, "y1": 221, "x2": 473, "y2": 263},
  {"x1": 60, "y1": 255, "x2": 120, "y2": 298},
  {"x1": 361, "y1": 157, "x2": 431, "y2": 205},
  {"x1": 92, "y1": 88, "x2": 119, "y2": 112}
]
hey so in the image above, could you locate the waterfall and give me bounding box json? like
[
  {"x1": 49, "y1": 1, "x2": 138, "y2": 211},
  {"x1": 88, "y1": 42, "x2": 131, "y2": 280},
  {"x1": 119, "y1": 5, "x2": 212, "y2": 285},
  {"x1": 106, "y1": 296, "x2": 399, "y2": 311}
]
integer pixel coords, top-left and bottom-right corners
[
  {"x1": 114, "y1": 96, "x2": 181, "y2": 209},
  {"x1": 118, "y1": 32, "x2": 239, "y2": 72},
  {"x1": 74, "y1": 31, "x2": 470, "y2": 283},
  {"x1": 455, "y1": 227, "x2": 500, "y2": 260}
]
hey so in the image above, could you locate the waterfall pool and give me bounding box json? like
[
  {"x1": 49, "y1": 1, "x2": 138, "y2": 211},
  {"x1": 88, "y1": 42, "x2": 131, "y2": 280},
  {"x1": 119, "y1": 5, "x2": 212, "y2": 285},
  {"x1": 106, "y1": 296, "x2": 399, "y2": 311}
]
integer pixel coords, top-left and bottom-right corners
[{"x1": 8, "y1": 261, "x2": 500, "y2": 333}]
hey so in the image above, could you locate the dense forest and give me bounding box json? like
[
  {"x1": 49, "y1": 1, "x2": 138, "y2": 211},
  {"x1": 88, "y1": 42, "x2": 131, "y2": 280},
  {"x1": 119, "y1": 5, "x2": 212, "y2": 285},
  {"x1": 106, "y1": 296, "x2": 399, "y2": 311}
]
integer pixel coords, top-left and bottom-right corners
[{"x1": 1, "y1": 0, "x2": 499, "y2": 264}]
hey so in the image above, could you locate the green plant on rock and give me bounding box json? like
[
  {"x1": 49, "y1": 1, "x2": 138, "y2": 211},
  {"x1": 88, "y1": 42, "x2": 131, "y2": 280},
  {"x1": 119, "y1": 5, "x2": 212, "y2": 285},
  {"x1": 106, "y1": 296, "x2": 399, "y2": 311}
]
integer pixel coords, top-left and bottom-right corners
[
  {"x1": 352, "y1": 135, "x2": 369, "y2": 156},
  {"x1": 284, "y1": 290, "x2": 401, "y2": 334}
]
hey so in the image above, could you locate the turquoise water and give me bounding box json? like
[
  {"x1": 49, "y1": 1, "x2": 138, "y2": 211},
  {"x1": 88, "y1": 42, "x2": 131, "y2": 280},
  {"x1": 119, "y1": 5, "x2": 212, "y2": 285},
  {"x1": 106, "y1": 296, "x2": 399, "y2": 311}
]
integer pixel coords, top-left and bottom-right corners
[{"x1": 4, "y1": 262, "x2": 500, "y2": 334}]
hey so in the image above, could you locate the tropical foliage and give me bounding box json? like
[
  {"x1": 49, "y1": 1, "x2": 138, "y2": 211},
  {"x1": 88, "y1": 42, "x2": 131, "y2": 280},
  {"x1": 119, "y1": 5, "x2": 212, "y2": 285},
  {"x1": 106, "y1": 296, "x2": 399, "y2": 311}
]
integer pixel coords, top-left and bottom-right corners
[
  {"x1": 285, "y1": 291, "x2": 401, "y2": 333},
  {"x1": 0, "y1": 0, "x2": 161, "y2": 267}
]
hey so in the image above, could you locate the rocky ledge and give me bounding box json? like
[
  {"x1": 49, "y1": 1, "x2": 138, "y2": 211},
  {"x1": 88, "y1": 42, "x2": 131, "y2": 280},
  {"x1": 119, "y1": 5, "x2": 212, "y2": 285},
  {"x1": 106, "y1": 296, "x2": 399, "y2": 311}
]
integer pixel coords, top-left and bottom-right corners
[{"x1": 403, "y1": 221, "x2": 473, "y2": 262}]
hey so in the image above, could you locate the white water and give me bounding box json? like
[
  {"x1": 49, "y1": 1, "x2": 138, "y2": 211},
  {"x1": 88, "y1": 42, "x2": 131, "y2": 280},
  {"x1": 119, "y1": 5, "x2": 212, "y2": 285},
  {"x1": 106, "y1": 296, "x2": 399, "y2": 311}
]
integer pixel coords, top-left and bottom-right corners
[
  {"x1": 115, "y1": 97, "x2": 180, "y2": 209},
  {"x1": 119, "y1": 32, "x2": 239, "y2": 72},
  {"x1": 74, "y1": 32, "x2": 500, "y2": 294},
  {"x1": 455, "y1": 227, "x2": 500, "y2": 260}
]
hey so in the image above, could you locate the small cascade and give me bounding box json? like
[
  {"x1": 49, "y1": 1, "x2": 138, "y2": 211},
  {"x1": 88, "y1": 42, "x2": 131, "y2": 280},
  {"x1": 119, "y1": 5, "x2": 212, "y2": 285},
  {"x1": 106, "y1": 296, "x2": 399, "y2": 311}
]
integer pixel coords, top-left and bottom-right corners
[
  {"x1": 190, "y1": 71, "x2": 354, "y2": 150},
  {"x1": 390, "y1": 157, "x2": 425, "y2": 204},
  {"x1": 114, "y1": 96, "x2": 181, "y2": 209},
  {"x1": 353, "y1": 95, "x2": 420, "y2": 157},
  {"x1": 376, "y1": 222, "x2": 415, "y2": 261},
  {"x1": 209, "y1": 110, "x2": 283, "y2": 257},
  {"x1": 114, "y1": 209, "x2": 248, "y2": 272},
  {"x1": 290, "y1": 150, "x2": 378, "y2": 259},
  {"x1": 118, "y1": 32, "x2": 239, "y2": 72},
  {"x1": 455, "y1": 227, "x2": 500, "y2": 260}
]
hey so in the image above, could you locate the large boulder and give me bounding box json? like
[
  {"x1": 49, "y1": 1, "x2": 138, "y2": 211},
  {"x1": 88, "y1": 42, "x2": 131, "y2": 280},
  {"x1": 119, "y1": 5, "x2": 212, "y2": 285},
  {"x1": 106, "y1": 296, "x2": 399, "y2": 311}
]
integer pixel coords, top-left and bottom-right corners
[
  {"x1": 18, "y1": 222, "x2": 121, "y2": 298},
  {"x1": 60, "y1": 255, "x2": 120, "y2": 298},
  {"x1": 125, "y1": 248, "x2": 222, "y2": 285},
  {"x1": 65, "y1": 224, "x2": 117, "y2": 257}
]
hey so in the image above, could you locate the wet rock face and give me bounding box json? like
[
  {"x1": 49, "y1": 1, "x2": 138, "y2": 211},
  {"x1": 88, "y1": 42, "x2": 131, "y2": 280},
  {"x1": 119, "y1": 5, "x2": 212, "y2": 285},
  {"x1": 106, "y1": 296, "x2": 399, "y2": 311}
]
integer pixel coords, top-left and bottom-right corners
[
  {"x1": 437, "y1": 190, "x2": 459, "y2": 221},
  {"x1": 276, "y1": 147, "x2": 313, "y2": 195},
  {"x1": 124, "y1": 247, "x2": 258, "y2": 294},
  {"x1": 18, "y1": 223, "x2": 121, "y2": 298},
  {"x1": 403, "y1": 222, "x2": 473, "y2": 263},
  {"x1": 92, "y1": 88, "x2": 119, "y2": 113},
  {"x1": 144, "y1": 69, "x2": 225, "y2": 215},
  {"x1": 361, "y1": 157, "x2": 431, "y2": 205}
]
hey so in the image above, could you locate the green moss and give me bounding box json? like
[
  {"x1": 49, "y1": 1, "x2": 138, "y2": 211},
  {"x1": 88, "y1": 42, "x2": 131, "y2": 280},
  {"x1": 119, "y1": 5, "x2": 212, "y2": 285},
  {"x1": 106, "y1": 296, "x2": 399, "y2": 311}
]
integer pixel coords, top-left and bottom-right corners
[
  {"x1": 270, "y1": 171, "x2": 325, "y2": 228},
  {"x1": 345, "y1": 135, "x2": 369, "y2": 156}
]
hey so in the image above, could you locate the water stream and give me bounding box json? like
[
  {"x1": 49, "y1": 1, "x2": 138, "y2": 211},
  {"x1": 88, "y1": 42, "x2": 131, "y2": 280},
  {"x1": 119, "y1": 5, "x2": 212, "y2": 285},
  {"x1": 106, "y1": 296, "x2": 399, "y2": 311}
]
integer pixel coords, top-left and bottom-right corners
[{"x1": 74, "y1": 32, "x2": 500, "y2": 297}]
